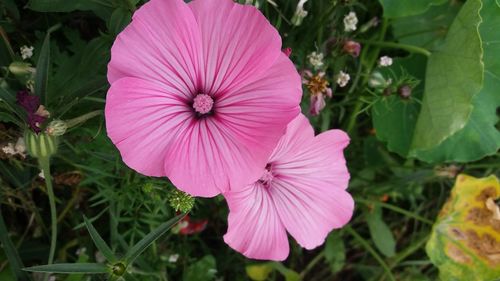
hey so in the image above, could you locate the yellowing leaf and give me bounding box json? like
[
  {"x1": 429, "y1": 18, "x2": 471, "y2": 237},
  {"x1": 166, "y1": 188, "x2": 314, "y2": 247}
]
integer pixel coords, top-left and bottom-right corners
[
  {"x1": 246, "y1": 264, "x2": 273, "y2": 281},
  {"x1": 426, "y1": 174, "x2": 500, "y2": 281}
]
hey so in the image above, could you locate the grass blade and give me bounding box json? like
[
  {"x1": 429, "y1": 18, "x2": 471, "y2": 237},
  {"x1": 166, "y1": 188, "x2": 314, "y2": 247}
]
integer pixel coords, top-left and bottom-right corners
[
  {"x1": 83, "y1": 216, "x2": 117, "y2": 263},
  {"x1": 0, "y1": 207, "x2": 32, "y2": 281},
  {"x1": 35, "y1": 24, "x2": 60, "y2": 105},
  {"x1": 123, "y1": 214, "x2": 185, "y2": 265},
  {"x1": 23, "y1": 263, "x2": 109, "y2": 274}
]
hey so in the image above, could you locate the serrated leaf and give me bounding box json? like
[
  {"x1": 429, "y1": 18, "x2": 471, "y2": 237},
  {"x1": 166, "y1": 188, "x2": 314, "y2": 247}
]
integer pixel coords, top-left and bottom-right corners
[
  {"x1": 23, "y1": 263, "x2": 109, "y2": 274},
  {"x1": 366, "y1": 206, "x2": 396, "y2": 258},
  {"x1": 379, "y1": 0, "x2": 447, "y2": 18},
  {"x1": 410, "y1": 0, "x2": 484, "y2": 151},
  {"x1": 83, "y1": 216, "x2": 117, "y2": 263},
  {"x1": 426, "y1": 174, "x2": 500, "y2": 281},
  {"x1": 124, "y1": 213, "x2": 185, "y2": 265}
]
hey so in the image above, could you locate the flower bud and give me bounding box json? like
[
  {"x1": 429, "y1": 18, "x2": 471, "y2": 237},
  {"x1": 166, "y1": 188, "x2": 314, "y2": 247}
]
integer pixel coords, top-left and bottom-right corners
[
  {"x1": 168, "y1": 189, "x2": 195, "y2": 213},
  {"x1": 9, "y1": 61, "x2": 36, "y2": 78},
  {"x1": 398, "y1": 85, "x2": 412, "y2": 99},
  {"x1": 24, "y1": 130, "x2": 58, "y2": 158},
  {"x1": 46, "y1": 120, "x2": 67, "y2": 136},
  {"x1": 343, "y1": 40, "x2": 361, "y2": 57},
  {"x1": 368, "y1": 71, "x2": 391, "y2": 89},
  {"x1": 112, "y1": 262, "x2": 126, "y2": 276}
]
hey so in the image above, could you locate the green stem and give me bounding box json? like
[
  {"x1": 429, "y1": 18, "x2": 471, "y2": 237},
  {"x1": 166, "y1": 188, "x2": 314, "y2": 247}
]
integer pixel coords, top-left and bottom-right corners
[
  {"x1": 299, "y1": 252, "x2": 325, "y2": 279},
  {"x1": 65, "y1": 110, "x2": 102, "y2": 128},
  {"x1": 39, "y1": 157, "x2": 57, "y2": 281},
  {"x1": 345, "y1": 226, "x2": 396, "y2": 281},
  {"x1": 357, "y1": 40, "x2": 431, "y2": 57},
  {"x1": 356, "y1": 198, "x2": 433, "y2": 225}
]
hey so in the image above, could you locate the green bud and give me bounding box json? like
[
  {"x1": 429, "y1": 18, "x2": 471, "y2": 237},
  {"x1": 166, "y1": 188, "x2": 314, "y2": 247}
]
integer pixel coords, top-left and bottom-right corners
[
  {"x1": 9, "y1": 62, "x2": 36, "y2": 77},
  {"x1": 46, "y1": 120, "x2": 67, "y2": 136},
  {"x1": 168, "y1": 189, "x2": 195, "y2": 213},
  {"x1": 24, "y1": 130, "x2": 58, "y2": 159},
  {"x1": 112, "y1": 262, "x2": 126, "y2": 276}
]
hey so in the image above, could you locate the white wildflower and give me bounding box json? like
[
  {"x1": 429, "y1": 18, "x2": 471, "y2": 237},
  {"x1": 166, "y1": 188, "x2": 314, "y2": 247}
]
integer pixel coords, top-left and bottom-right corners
[
  {"x1": 307, "y1": 51, "x2": 324, "y2": 69},
  {"x1": 291, "y1": 0, "x2": 309, "y2": 26},
  {"x1": 14, "y1": 137, "x2": 26, "y2": 156},
  {"x1": 95, "y1": 251, "x2": 106, "y2": 263},
  {"x1": 343, "y1": 12, "x2": 358, "y2": 32},
  {"x1": 2, "y1": 143, "x2": 16, "y2": 156},
  {"x1": 20, "y1": 45, "x2": 34, "y2": 60},
  {"x1": 168, "y1": 254, "x2": 179, "y2": 263},
  {"x1": 378, "y1": 56, "x2": 393, "y2": 67},
  {"x1": 39, "y1": 170, "x2": 45, "y2": 179},
  {"x1": 336, "y1": 71, "x2": 350, "y2": 87}
]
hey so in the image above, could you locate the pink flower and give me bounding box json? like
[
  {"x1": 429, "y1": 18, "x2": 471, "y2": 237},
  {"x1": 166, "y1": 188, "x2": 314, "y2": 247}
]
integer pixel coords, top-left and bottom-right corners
[
  {"x1": 223, "y1": 114, "x2": 354, "y2": 260},
  {"x1": 343, "y1": 40, "x2": 361, "y2": 57},
  {"x1": 302, "y1": 71, "x2": 332, "y2": 116},
  {"x1": 105, "y1": 0, "x2": 302, "y2": 197}
]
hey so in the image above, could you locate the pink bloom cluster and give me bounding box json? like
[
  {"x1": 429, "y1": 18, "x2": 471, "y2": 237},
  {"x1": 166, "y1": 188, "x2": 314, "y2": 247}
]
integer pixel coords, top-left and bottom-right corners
[{"x1": 106, "y1": 0, "x2": 353, "y2": 261}]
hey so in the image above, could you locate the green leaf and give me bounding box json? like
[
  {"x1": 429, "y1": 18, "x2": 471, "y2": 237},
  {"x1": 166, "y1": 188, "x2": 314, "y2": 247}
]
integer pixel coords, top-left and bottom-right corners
[
  {"x1": 392, "y1": 1, "x2": 461, "y2": 50},
  {"x1": 246, "y1": 263, "x2": 273, "y2": 281},
  {"x1": 414, "y1": 0, "x2": 500, "y2": 162},
  {"x1": 366, "y1": 206, "x2": 396, "y2": 258},
  {"x1": 35, "y1": 24, "x2": 60, "y2": 105},
  {"x1": 270, "y1": 262, "x2": 300, "y2": 281},
  {"x1": 410, "y1": 0, "x2": 484, "y2": 151},
  {"x1": 372, "y1": 55, "x2": 426, "y2": 157},
  {"x1": 108, "y1": 7, "x2": 132, "y2": 36},
  {"x1": 123, "y1": 213, "x2": 185, "y2": 265},
  {"x1": 83, "y1": 216, "x2": 117, "y2": 263},
  {"x1": 183, "y1": 255, "x2": 217, "y2": 281},
  {"x1": 0, "y1": 206, "x2": 32, "y2": 281},
  {"x1": 426, "y1": 174, "x2": 500, "y2": 281},
  {"x1": 324, "y1": 232, "x2": 346, "y2": 274},
  {"x1": 23, "y1": 263, "x2": 109, "y2": 274},
  {"x1": 26, "y1": 0, "x2": 115, "y2": 21},
  {"x1": 379, "y1": 0, "x2": 447, "y2": 18}
]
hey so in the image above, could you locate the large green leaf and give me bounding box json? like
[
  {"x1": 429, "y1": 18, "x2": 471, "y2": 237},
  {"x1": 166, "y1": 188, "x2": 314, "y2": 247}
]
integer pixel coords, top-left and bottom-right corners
[
  {"x1": 392, "y1": 1, "x2": 461, "y2": 50},
  {"x1": 379, "y1": 0, "x2": 447, "y2": 18},
  {"x1": 414, "y1": 0, "x2": 500, "y2": 162},
  {"x1": 426, "y1": 174, "x2": 500, "y2": 281},
  {"x1": 183, "y1": 255, "x2": 217, "y2": 281},
  {"x1": 410, "y1": 0, "x2": 484, "y2": 151},
  {"x1": 26, "y1": 0, "x2": 114, "y2": 21}
]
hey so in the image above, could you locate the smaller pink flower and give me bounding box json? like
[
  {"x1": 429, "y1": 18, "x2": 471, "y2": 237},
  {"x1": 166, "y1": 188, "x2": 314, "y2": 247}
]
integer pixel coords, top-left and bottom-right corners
[
  {"x1": 343, "y1": 40, "x2": 361, "y2": 57},
  {"x1": 302, "y1": 71, "x2": 332, "y2": 116},
  {"x1": 223, "y1": 114, "x2": 353, "y2": 261}
]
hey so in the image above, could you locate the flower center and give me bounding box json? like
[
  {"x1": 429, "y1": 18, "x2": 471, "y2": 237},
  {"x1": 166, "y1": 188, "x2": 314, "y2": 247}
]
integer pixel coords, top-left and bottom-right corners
[
  {"x1": 307, "y1": 75, "x2": 329, "y2": 95},
  {"x1": 259, "y1": 164, "x2": 274, "y2": 187},
  {"x1": 192, "y1": 94, "x2": 214, "y2": 115}
]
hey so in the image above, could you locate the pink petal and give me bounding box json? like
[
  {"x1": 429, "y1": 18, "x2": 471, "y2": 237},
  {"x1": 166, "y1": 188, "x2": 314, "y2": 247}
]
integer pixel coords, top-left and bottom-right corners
[
  {"x1": 212, "y1": 54, "x2": 302, "y2": 191},
  {"x1": 188, "y1": 0, "x2": 282, "y2": 96},
  {"x1": 108, "y1": 0, "x2": 203, "y2": 98},
  {"x1": 223, "y1": 184, "x2": 289, "y2": 261},
  {"x1": 105, "y1": 77, "x2": 193, "y2": 177},
  {"x1": 270, "y1": 116, "x2": 354, "y2": 249}
]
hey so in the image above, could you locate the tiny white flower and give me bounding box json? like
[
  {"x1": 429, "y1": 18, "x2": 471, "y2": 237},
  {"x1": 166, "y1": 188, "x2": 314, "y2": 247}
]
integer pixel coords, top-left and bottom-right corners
[
  {"x1": 95, "y1": 251, "x2": 106, "y2": 263},
  {"x1": 39, "y1": 170, "x2": 45, "y2": 179},
  {"x1": 291, "y1": 0, "x2": 309, "y2": 26},
  {"x1": 343, "y1": 12, "x2": 358, "y2": 32},
  {"x1": 336, "y1": 71, "x2": 350, "y2": 87},
  {"x1": 2, "y1": 143, "x2": 16, "y2": 156},
  {"x1": 168, "y1": 254, "x2": 179, "y2": 263},
  {"x1": 307, "y1": 51, "x2": 324, "y2": 69},
  {"x1": 378, "y1": 56, "x2": 393, "y2": 67},
  {"x1": 20, "y1": 45, "x2": 34, "y2": 60},
  {"x1": 76, "y1": 247, "x2": 87, "y2": 256}
]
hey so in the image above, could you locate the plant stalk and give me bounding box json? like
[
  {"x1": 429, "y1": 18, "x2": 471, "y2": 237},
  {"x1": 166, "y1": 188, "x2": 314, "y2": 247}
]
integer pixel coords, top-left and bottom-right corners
[{"x1": 39, "y1": 156, "x2": 57, "y2": 281}]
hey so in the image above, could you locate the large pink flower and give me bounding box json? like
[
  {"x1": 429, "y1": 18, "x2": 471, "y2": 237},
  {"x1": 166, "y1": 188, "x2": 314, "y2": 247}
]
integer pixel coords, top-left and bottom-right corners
[
  {"x1": 223, "y1": 114, "x2": 353, "y2": 260},
  {"x1": 105, "y1": 0, "x2": 302, "y2": 197}
]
